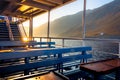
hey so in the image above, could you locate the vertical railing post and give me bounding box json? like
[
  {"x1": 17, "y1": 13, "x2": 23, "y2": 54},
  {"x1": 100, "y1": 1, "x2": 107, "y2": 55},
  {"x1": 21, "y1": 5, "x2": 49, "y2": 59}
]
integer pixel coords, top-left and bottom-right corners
[
  {"x1": 40, "y1": 37, "x2": 42, "y2": 47},
  {"x1": 33, "y1": 37, "x2": 34, "y2": 41},
  {"x1": 48, "y1": 38, "x2": 52, "y2": 48},
  {"x1": 62, "y1": 39, "x2": 65, "y2": 47},
  {"x1": 40, "y1": 37, "x2": 42, "y2": 42}
]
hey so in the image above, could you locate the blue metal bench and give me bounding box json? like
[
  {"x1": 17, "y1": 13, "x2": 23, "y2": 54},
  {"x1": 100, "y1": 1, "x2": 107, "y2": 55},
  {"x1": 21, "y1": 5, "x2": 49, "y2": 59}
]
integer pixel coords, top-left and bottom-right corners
[
  {"x1": 27, "y1": 41, "x2": 55, "y2": 48},
  {"x1": 0, "y1": 46, "x2": 92, "y2": 78}
]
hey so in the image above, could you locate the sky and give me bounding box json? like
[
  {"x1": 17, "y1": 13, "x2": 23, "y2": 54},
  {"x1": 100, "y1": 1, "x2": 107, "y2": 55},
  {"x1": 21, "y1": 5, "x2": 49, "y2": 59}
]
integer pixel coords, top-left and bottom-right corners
[
  {"x1": 23, "y1": 0, "x2": 114, "y2": 29},
  {"x1": 50, "y1": 0, "x2": 114, "y2": 21}
]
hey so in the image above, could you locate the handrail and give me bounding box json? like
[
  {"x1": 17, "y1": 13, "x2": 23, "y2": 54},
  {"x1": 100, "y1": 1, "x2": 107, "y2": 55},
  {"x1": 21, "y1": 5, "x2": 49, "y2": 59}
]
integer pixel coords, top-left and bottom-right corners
[
  {"x1": 4, "y1": 17, "x2": 14, "y2": 41},
  {"x1": 32, "y1": 37, "x2": 120, "y2": 43},
  {"x1": 18, "y1": 21, "x2": 28, "y2": 38},
  {"x1": 0, "y1": 46, "x2": 92, "y2": 60}
]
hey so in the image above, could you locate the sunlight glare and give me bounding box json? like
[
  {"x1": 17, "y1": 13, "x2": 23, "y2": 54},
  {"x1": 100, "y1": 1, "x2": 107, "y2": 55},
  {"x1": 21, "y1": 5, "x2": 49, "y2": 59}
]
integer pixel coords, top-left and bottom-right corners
[
  {"x1": 23, "y1": 37, "x2": 29, "y2": 42},
  {"x1": 33, "y1": 13, "x2": 48, "y2": 28}
]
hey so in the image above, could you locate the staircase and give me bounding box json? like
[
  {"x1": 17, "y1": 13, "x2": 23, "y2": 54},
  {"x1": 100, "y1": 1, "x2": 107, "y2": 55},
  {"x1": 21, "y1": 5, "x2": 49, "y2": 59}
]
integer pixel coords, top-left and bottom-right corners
[
  {"x1": 0, "y1": 21, "x2": 22, "y2": 41},
  {"x1": 0, "y1": 21, "x2": 10, "y2": 41},
  {"x1": 10, "y1": 23, "x2": 21, "y2": 41},
  {"x1": 0, "y1": 21, "x2": 26, "y2": 49}
]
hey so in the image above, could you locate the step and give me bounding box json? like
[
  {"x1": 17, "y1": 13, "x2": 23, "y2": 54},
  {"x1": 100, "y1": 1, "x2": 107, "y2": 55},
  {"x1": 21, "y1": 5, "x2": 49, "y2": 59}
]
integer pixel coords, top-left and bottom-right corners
[
  {"x1": 0, "y1": 32, "x2": 8, "y2": 34},
  {"x1": 0, "y1": 30, "x2": 9, "y2": 32},
  {"x1": 0, "y1": 27, "x2": 8, "y2": 30},
  {"x1": 0, "y1": 35, "x2": 9, "y2": 37},
  {"x1": 13, "y1": 34, "x2": 21, "y2": 36},
  {"x1": 11, "y1": 30, "x2": 19, "y2": 32},
  {"x1": 0, "y1": 39, "x2": 10, "y2": 41},
  {"x1": 11, "y1": 28, "x2": 19, "y2": 30},
  {"x1": 0, "y1": 23, "x2": 6, "y2": 25},
  {"x1": 0, "y1": 41, "x2": 26, "y2": 46}
]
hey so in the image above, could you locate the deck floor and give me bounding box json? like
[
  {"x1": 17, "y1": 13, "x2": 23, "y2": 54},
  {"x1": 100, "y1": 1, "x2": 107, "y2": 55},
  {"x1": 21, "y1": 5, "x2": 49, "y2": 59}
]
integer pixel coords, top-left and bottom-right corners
[{"x1": 67, "y1": 71, "x2": 115, "y2": 80}]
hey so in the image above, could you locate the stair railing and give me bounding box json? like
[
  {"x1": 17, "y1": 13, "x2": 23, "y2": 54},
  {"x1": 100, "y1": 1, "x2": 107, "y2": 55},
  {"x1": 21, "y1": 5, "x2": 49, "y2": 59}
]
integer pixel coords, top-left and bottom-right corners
[
  {"x1": 18, "y1": 20, "x2": 28, "y2": 40},
  {"x1": 4, "y1": 16, "x2": 14, "y2": 41}
]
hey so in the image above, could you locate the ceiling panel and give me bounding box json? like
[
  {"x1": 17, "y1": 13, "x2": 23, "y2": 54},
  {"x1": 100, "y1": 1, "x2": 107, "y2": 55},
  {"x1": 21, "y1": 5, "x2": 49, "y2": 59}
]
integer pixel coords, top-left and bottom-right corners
[{"x1": 0, "y1": 0, "x2": 75, "y2": 19}]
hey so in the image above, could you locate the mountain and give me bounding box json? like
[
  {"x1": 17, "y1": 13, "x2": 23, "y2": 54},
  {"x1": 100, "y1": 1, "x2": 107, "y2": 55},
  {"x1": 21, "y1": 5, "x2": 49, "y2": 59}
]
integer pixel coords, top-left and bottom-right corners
[
  {"x1": 34, "y1": 0, "x2": 120, "y2": 39},
  {"x1": 33, "y1": 11, "x2": 83, "y2": 37}
]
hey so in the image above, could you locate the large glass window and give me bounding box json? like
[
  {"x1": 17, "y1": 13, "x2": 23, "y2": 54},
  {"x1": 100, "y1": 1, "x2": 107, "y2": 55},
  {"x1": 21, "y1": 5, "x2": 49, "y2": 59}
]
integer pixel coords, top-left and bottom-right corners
[
  {"x1": 23, "y1": 0, "x2": 120, "y2": 39},
  {"x1": 50, "y1": 0, "x2": 84, "y2": 38},
  {"x1": 85, "y1": 0, "x2": 120, "y2": 39},
  {"x1": 33, "y1": 13, "x2": 48, "y2": 37}
]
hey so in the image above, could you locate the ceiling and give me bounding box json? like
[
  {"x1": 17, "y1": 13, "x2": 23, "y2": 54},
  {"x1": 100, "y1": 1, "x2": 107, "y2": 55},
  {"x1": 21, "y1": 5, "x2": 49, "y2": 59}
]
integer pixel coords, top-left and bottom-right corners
[{"x1": 0, "y1": 0, "x2": 75, "y2": 19}]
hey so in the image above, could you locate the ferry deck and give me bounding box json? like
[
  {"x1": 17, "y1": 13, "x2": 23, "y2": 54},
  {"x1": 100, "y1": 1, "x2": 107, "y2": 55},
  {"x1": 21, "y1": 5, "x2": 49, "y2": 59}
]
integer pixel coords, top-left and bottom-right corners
[{"x1": 0, "y1": 0, "x2": 120, "y2": 80}]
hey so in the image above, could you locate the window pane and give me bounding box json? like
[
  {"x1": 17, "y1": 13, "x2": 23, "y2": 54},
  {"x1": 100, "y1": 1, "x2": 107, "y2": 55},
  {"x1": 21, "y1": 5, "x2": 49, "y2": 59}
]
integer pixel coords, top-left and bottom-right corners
[
  {"x1": 86, "y1": 0, "x2": 120, "y2": 39},
  {"x1": 50, "y1": 0, "x2": 84, "y2": 38}
]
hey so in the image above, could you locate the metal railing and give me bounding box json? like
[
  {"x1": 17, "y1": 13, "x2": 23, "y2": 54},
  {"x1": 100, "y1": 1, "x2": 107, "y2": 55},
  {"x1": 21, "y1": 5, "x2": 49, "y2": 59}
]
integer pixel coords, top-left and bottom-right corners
[
  {"x1": 32, "y1": 37, "x2": 120, "y2": 58},
  {"x1": 5, "y1": 17, "x2": 14, "y2": 41},
  {"x1": 18, "y1": 21, "x2": 28, "y2": 38}
]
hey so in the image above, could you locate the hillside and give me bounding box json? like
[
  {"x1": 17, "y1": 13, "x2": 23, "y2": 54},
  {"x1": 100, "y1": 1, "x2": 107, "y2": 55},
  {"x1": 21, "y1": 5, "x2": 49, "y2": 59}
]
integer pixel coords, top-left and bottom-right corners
[{"x1": 34, "y1": 0, "x2": 120, "y2": 39}]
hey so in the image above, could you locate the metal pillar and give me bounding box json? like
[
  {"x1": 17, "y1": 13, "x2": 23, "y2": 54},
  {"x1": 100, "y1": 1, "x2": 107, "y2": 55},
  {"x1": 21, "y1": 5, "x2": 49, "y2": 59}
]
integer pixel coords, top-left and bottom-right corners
[
  {"x1": 47, "y1": 11, "x2": 50, "y2": 42},
  {"x1": 29, "y1": 17, "x2": 33, "y2": 41},
  {"x1": 82, "y1": 0, "x2": 86, "y2": 39},
  {"x1": 118, "y1": 42, "x2": 120, "y2": 58}
]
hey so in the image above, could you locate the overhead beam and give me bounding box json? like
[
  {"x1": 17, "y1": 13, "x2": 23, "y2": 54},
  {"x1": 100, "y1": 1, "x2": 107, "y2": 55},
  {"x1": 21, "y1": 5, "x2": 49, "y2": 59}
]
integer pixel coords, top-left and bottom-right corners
[
  {"x1": 2, "y1": 11, "x2": 29, "y2": 18},
  {"x1": 32, "y1": 10, "x2": 46, "y2": 17},
  {"x1": 22, "y1": 7, "x2": 33, "y2": 13},
  {"x1": 29, "y1": 9, "x2": 42, "y2": 15},
  {"x1": 33, "y1": 0, "x2": 56, "y2": 6},
  {"x1": 25, "y1": 9, "x2": 41, "y2": 16},
  {"x1": 46, "y1": 0, "x2": 63, "y2": 4},
  {"x1": 21, "y1": 0, "x2": 51, "y2": 11}
]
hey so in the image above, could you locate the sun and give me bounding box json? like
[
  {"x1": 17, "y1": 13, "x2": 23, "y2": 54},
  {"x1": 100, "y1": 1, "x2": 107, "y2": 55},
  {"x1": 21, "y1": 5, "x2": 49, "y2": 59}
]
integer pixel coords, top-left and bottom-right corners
[{"x1": 23, "y1": 37, "x2": 29, "y2": 42}]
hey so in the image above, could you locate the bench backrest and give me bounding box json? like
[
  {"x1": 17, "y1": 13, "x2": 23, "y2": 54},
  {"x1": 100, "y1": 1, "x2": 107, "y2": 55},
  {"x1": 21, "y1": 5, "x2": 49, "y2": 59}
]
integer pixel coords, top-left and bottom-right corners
[
  {"x1": 27, "y1": 41, "x2": 55, "y2": 48},
  {"x1": 0, "y1": 46, "x2": 92, "y2": 76}
]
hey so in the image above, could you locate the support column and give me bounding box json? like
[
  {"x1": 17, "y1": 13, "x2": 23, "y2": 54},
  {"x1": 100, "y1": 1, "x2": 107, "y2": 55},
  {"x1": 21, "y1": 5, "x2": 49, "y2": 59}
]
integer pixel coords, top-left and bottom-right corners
[
  {"x1": 118, "y1": 42, "x2": 120, "y2": 58},
  {"x1": 82, "y1": 0, "x2": 86, "y2": 39},
  {"x1": 29, "y1": 17, "x2": 33, "y2": 41},
  {"x1": 47, "y1": 10, "x2": 50, "y2": 42}
]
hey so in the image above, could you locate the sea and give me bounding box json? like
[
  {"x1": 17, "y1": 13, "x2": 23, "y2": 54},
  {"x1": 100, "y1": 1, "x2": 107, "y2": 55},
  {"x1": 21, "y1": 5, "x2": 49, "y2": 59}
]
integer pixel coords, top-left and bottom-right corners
[
  {"x1": 34, "y1": 38, "x2": 119, "y2": 61},
  {"x1": 49, "y1": 39, "x2": 119, "y2": 80}
]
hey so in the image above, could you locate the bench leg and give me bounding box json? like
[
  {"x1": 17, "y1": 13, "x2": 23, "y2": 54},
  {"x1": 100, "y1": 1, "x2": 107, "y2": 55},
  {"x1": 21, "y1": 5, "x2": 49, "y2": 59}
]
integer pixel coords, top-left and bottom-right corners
[
  {"x1": 57, "y1": 63, "x2": 63, "y2": 74},
  {"x1": 24, "y1": 70, "x2": 29, "y2": 75},
  {"x1": 115, "y1": 67, "x2": 120, "y2": 80},
  {"x1": 80, "y1": 59, "x2": 87, "y2": 63},
  {"x1": 94, "y1": 74, "x2": 101, "y2": 80}
]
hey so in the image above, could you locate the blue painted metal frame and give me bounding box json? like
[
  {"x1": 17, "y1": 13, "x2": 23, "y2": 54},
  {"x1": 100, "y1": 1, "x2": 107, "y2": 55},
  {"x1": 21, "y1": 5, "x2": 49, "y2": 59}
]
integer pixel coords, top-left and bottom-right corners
[
  {"x1": 0, "y1": 46, "x2": 92, "y2": 76},
  {"x1": 28, "y1": 42, "x2": 55, "y2": 45},
  {"x1": 27, "y1": 42, "x2": 55, "y2": 48},
  {"x1": 0, "y1": 54, "x2": 92, "y2": 74},
  {"x1": 0, "y1": 46, "x2": 91, "y2": 60}
]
